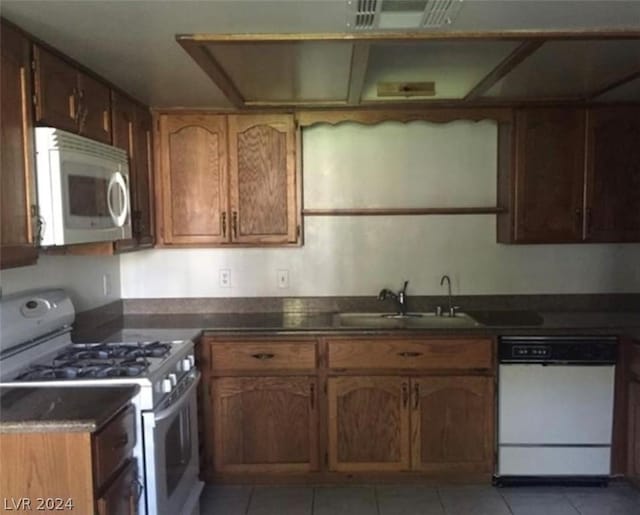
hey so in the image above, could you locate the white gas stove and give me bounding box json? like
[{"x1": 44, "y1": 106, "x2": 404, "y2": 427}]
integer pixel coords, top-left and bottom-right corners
[{"x1": 0, "y1": 289, "x2": 203, "y2": 515}]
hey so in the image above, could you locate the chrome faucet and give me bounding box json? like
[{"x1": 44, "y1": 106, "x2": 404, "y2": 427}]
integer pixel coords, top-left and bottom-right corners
[
  {"x1": 378, "y1": 280, "x2": 409, "y2": 315},
  {"x1": 439, "y1": 274, "x2": 456, "y2": 317}
]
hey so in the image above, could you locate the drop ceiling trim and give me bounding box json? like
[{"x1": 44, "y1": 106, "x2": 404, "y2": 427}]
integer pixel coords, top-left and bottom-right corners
[
  {"x1": 347, "y1": 42, "x2": 371, "y2": 104},
  {"x1": 464, "y1": 41, "x2": 544, "y2": 101},
  {"x1": 588, "y1": 69, "x2": 640, "y2": 101},
  {"x1": 177, "y1": 38, "x2": 245, "y2": 108},
  {"x1": 177, "y1": 30, "x2": 640, "y2": 43}
]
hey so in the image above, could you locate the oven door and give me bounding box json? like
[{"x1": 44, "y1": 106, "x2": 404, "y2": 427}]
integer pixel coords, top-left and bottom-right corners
[{"x1": 142, "y1": 371, "x2": 203, "y2": 515}]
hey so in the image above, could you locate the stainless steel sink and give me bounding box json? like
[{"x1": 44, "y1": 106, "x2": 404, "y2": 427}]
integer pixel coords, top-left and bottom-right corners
[{"x1": 335, "y1": 312, "x2": 482, "y2": 329}]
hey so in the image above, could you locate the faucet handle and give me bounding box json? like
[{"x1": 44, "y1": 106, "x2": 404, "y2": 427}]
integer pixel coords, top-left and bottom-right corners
[
  {"x1": 449, "y1": 305, "x2": 460, "y2": 317},
  {"x1": 435, "y1": 305, "x2": 443, "y2": 317},
  {"x1": 401, "y1": 280, "x2": 409, "y2": 293}
]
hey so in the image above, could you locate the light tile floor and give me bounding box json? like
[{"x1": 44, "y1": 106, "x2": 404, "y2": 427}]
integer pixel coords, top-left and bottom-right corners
[{"x1": 200, "y1": 483, "x2": 640, "y2": 515}]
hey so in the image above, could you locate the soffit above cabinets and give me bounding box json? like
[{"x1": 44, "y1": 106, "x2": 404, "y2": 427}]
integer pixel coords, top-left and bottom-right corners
[{"x1": 178, "y1": 34, "x2": 640, "y2": 108}]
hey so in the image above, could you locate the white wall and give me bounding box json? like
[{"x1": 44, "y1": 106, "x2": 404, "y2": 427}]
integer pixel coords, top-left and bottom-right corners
[
  {"x1": 0, "y1": 255, "x2": 121, "y2": 311},
  {"x1": 120, "y1": 216, "x2": 640, "y2": 298},
  {"x1": 117, "y1": 120, "x2": 640, "y2": 298}
]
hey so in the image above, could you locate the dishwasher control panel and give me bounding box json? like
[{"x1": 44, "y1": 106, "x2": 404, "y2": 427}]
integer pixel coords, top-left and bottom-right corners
[{"x1": 499, "y1": 336, "x2": 617, "y2": 364}]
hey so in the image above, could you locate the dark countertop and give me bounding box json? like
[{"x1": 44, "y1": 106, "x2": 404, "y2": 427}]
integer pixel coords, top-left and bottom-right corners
[
  {"x1": 86, "y1": 310, "x2": 640, "y2": 342},
  {"x1": 0, "y1": 385, "x2": 138, "y2": 434}
]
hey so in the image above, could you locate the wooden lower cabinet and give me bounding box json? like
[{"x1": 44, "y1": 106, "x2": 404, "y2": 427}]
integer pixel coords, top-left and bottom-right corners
[
  {"x1": 629, "y1": 380, "x2": 640, "y2": 485},
  {"x1": 327, "y1": 375, "x2": 493, "y2": 473},
  {"x1": 411, "y1": 376, "x2": 493, "y2": 473},
  {"x1": 328, "y1": 376, "x2": 410, "y2": 471},
  {"x1": 96, "y1": 460, "x2": 138, "y2": 515},
  {"x1": 211, "y1": 376, "x2": 318, "y2": 473}
]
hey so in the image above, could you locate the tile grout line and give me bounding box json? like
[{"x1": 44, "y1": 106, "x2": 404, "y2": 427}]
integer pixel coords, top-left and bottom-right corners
[
  {"x1": 244, "y1": 486, "x2": 255, "y2": 515},
  {"x1": 373, "y1": 485, "x2": 381, "y2": 515},
  {"x1": 311, "y1": 486, "x2": 316, "y2": 515},
  {"x1": 435, "y1": 487, "x2": 447, "y2": 515},
  {"x1": 496, "y1": 488, "x2": 516, "y2": 515},
  {"x1": 562, "y1": 488, "x2": 584, "y2": 515}
]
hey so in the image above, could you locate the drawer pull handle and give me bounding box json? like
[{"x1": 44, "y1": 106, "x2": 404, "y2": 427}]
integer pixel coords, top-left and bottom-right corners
[
  {"x1": 113, "y1": 435, "x2": 129, "y2": 449},
  {"x1": 413, "y1": 383, "x2": 420, "y2": 410},
  {"x1": 397, "y1": 351, "x2": 422, "y2": 358},
  {"x1": 251, "y1": 353, "x2": 275, "y2": 360},
  {"x1": 401, "y1": 382, "x2": 408, "y2": 408}
]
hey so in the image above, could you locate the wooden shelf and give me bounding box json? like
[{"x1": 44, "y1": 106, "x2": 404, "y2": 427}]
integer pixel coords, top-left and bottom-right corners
[{"x1": 302, "y1": 207, "x2": 505, "y2": 216}]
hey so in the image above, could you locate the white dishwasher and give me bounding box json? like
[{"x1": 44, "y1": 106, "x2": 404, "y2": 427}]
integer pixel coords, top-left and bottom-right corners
[{"x1": 495, "y1": 336, "x2": 617, "y2": 486}]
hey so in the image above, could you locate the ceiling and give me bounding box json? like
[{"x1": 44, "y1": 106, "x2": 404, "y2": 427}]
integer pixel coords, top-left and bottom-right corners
[{"x1": 1, "y1": 1, "x2": 639, "y2": 108}]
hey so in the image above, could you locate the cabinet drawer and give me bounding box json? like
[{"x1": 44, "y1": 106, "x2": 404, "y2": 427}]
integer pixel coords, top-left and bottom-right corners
[
  {"x1": 93, "y1": 405, "x2": 136, "y2": 489},
  {"x1": 96, "y1": 459, "x2": 136, "y2": 515},
  {"x1": 209, "y1": 341, "x2": 316, "y2": 372},
  {"x1": 328, "y1": 338, "x2": 492, "y2": 370}
]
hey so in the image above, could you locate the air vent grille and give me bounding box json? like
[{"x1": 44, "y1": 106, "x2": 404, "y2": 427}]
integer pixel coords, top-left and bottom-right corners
[
  {"x1": 422, "y1": 0, "x2": 463, "y2": 28},
  {"x1": 353, "y1": 0, "x2": 379, "y2": 30}
]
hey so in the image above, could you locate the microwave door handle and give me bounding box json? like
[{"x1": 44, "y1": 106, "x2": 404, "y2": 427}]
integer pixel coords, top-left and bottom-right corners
[{"x1": 107, "y1": 172, "x2": 129, "y2": 227}]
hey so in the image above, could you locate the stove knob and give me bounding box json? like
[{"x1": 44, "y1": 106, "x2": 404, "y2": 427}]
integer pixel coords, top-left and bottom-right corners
[
  {"x1": 188, "y1": 355, "x2": 195, "y2": 367},
  {"x1": 181, "y1": 358, "x2": 192, "y2": 372},
  {"x1": 168, "y1": 373, "x2": 178, "y2": 386},
  {"x1": 161, "y1": 378, "x2": 172, "y2": 393}
]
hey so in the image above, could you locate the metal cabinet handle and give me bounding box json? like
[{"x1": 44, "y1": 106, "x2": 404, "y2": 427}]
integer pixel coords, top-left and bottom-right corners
[
  {"x1": 251, "y1": 353, "x2": 275, "y2": 360},
  {"x1": 397, "y1": 351, "x2": 422, "y2": 358},
  {"x1": 69, "y1": 87, "x2": 79, "y2": 121},
  {"x1": 221, "y1": 212, "x2": 227, "y2": 238},
  {"x1": 401, "y1": 382, "x2": 408, "y2": 408},
  {"x1": 413, "y1": 383, "x2": 420, "y2": 410},
  {"x1": 232, "y1": 211, "x2": 238, "y2": 238}
]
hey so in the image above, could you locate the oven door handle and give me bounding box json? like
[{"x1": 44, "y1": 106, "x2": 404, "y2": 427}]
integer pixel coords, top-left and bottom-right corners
[
  {"x1": 152, "y1": 371, "x2": 201, "y2": 425},
  {"x1": 107, "y1": 171, "x2": 129, "y2": 227}
]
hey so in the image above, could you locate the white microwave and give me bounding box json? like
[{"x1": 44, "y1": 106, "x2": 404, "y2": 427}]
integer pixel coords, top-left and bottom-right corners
[{"x1": 35, "y1": 128, "x2": 132, "y2": 247}]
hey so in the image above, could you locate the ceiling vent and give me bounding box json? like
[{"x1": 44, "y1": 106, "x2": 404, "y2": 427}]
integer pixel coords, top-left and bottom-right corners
[{"x1": 348, "y1": 0, "x2": 463, "y2": 31}]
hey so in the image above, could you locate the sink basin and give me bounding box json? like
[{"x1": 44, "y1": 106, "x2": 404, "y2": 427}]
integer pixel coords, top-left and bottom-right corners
[{"x1": 335, "y1": 312, "x2": 482, "y2": 329}]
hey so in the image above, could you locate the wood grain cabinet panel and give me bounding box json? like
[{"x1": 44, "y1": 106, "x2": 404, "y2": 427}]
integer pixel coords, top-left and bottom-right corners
[
  {"x1": 500, "y1": 108, "x2": 586, "y2": 243},
  {"x1": 328, "y1": 376, "x2": 410, "y2": 471},
  {"x1": 228, "y1": 114, "x2": 298, "y2": 244},
  {"x1": 1, "y1": 22, "x2": 38, "y2": 269},
  {"x1": 328, "y1": 338, "x2": 493, "y2": 371},
  {"x1": 158, "y1": 114, "x2": 228, "y2": 245},
  {"x1": 34, "y1": 45, "x2": 112, "y2": 143},
  {"x1": 411, "y1": 376, "x2": 494, "y2": 473},
  {"x1": 211, "y1": 376, "x2": 318, "y2": 472},
  {"x1": 586, "y1": 106, "x2": 640, "y2": 242},
  {"x1": 96, "y1": 459, "x2": 137, "y2": 515},
  {"x1": 209, "y1": 341, "x2": 316, "y2": 373}
]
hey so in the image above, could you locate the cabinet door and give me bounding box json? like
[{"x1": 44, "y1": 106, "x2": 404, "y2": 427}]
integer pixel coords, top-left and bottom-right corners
[
  {"x1": 511, "y1": 108, "x2": 586, "y2": 243},
  {"x1": 328, "y1": 376, "x2": 410, "y2": 471},
  {"x1": 411, "y1": 376, "x2": 493, "y2": 473},
  {"x1": 211, "y1": 377, "x2": 318, "y2": 472},
  {"x1": 96, "y1": 459, "x2": 137, "y2": 515},
  {"x1": 33, "y1": 46, "x2": 79, "y2": 132},
  {"x1": 132, "y1": 106, "x2": 154, "y2": 247},
  {"x1": 585, "y1": 107, "x2": 640, "y2": 242},
  {"x1": 77, "y1": 73, "x2": 111, "y2": 144},
  {"x1": 1, "y1": 22, "x2": 38, "y2": 269},
  {"x1": 158, "y1": 115, "x2": 228, "y2": 245},
  {"x1": 629, "y1": 380, "x2": 640, "y2": 481},
  {"x1": 228, "y1": 114, "x2": 298, "y2": 244},
  {"x1": 112, "y1": 92, "x2": 136, "y2": 252}
]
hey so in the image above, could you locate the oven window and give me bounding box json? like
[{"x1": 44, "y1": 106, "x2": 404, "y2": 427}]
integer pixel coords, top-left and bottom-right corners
[
  {"x1": 68, "y1": 175, "x2": 109, "y2": 217},
  {"x1": 165, "y1": 408, "x2": 192, "y2": 497}
]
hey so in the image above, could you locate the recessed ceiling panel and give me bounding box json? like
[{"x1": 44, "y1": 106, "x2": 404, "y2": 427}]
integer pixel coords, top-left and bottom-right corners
[
  {"x1": 206, "y1": 42, "x2": 353, "y2": 103},
  {"x1": 485, "y1": 40, "x2": 640, "y2": 99},
  {"x1": 362, "y1": 41, "x2": 520, "y2": 101}
]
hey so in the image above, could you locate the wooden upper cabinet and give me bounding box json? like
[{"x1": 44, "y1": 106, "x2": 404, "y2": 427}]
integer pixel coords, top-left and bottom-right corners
[
  {"x1": 327, "y1": 376, "x2": 410, "y2": 472},
  {"x1": 411, "y1": 376, "x2": 493, "y2": 473},
  {"x1": 132, "y1": 105, "x2": 154, "y2": 247},
  {"x1": 629, "y1": 380, "x2": 640, "y2": 482},
  {"x1": 228, "y1": 114, "x2": 298, "y2": 244},
  {"x1": 77, "y1": 73, "x2": 111, "y2": 144},
  {"x1": 158, "y1": 114, "x2": 228, "y2": 245},
  {"x1": 500, "y1": 108, "x2": 586, "y2": 243},
  {"x1": 211, "y1": 376, "x2": 318, "y2": 472},
  {"x1": 585, "y1": 106, "x2": 640, "y2": 242},
  {"x1": 34, "y1": 45, "x2": 111, "y2": 143},
  {"x1": 1, "y1": 22, "x2": 38, "y2": 269},
  {"x1": 111, "y1": 91, "x2": 135, "y2": 155}
]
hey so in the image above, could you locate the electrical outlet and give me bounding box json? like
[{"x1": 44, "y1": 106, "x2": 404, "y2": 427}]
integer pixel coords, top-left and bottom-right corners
[
  {"x1": 102, "y1": 274, "x2": 112, "y2": 297},
  {"x1": 219, "y1": 269, "x2": 231, "y2": 288},
  {"x1": 277, "y1": 269, "x2": 289, "y2": 289}
]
